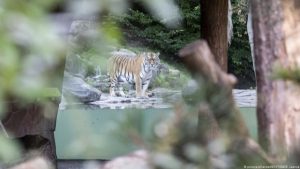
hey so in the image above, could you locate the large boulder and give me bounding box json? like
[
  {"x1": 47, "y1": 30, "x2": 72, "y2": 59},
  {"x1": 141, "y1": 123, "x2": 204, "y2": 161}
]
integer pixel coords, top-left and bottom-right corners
[
  {"x1": 65, "y1": 20, "x2": 97, "y2": 78},
  {"x1": 61, "y1": 19, "x2": 102, "y2": 104},
  {"x1": 110, "y1": 48, "x2": 137, "y2": 57},
  {"x1": 62, "y1": 72, "x2": 101, "y2": 103},
  {"x1": 68, "y1": 20, "x2": 97, "y2": 51},
  {"x1": 65, "y1": 53, "x2": 89, "y2": 78}
]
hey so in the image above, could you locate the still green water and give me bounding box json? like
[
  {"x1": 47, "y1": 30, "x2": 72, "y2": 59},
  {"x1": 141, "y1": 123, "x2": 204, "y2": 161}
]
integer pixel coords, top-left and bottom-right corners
[{"x1": 55, "y1": 107, "x2": 256, "y2": 159}]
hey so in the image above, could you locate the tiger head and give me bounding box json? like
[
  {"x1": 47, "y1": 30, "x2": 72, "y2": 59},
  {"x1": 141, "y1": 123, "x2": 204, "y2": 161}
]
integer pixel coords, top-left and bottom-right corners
[{"x1": 144, "y1": 52, "x2": 160, "y2": 70}]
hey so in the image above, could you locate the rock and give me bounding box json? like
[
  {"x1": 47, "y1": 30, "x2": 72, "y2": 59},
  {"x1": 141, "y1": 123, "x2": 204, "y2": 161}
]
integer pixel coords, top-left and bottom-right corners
[
  {"x1": 101, "y1": 150, "x2": 150, "y2": 169},
  {"x1": 150, "y1": 64, "x2": 184, "y2": 89},
  {"x1": 151, "y1": 88, "x2": 181, "y2": 103},
  {"x1": 10, "y1": 157, "x2": 53, "y2": 169},
  {"x1": 62, "y1": 71, "x2": 101, "y2": 103},
  {"x1": 68, "y1": 20, "x2": 97, "y2": 49},
  {"x1": 2, "y1": 98, "x2": 60, "y2": 163},
  {"x1": 151, "y1": 64, "x2": 169, "y2": 80},
  {"x1": 158, "y1": 64, "x2": 170, "y2": 74},
  {"x1": 91, "y1": 93, "x2": 171, "y2": 109},
  {"x1": 63, "y1": 20, "x2": 102, "y2": 103},
  {"x1": 86, "y1": 74, "x2": 111, "y2": 93},
  {"x1": 233, "y1": 89, "x2": 257, "y2": 107},
  {"x1": 90, "y1": 87, "x2": 182, "y2": 109},
  {"x1": 65, "y1": 54, "x2": 88, "y2": 78},
  {"x1": 110, "y1": 48, "x2": 137, "y2": 57},
  {"x1": 65, "y1": 20, "x2": 97, "y2": 78}
]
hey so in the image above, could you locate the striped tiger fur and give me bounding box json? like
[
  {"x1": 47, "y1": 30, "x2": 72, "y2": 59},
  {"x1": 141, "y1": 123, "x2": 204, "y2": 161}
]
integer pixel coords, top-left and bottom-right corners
[{"x1": 108, "y1": 52, "x2": 160, "y2": 98}]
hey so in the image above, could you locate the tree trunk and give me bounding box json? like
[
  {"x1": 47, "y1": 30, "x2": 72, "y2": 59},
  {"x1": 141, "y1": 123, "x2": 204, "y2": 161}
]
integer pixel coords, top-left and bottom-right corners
[
  {"x1": 179, "y1": 40, "x2": 274, "y2": 165},
  {"x1": 252, "y1": 0, "x2": 300, "y2": 158},
  {"x1": 200, "y1": 0, "x2": 228, "y2": 71},
  {"x1": 280, "y1": 0, "x2": 300, "y2": 154}
]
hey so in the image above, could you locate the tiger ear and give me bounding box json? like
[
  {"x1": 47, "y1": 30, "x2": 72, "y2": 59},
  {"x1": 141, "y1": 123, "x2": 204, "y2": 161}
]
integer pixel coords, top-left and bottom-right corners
[{"x1": 156, "y1": 52, "x2": 160, "y2": 56}]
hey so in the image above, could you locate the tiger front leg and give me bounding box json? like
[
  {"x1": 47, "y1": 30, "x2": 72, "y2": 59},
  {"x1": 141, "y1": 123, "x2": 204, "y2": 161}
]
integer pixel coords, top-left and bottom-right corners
[
  {"x1": 135, "y1": 75, "x2": 143, "y2": 98},
  {"x1": 109, "y1": 78, "x2": 117, "y2": 97},
  {"x1": 141, "y1": 80, "x2": 151, "y2": 97}
]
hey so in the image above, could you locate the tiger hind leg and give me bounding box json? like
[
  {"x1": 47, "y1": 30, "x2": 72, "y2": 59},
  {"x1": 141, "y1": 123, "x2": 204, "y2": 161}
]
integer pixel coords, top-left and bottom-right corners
[
  {"x1": 110, "y1": 78, "x2": 117, "y2": 97},
  {"x1": 135, "y1": 75, "x2": 142, "y2": 98}
]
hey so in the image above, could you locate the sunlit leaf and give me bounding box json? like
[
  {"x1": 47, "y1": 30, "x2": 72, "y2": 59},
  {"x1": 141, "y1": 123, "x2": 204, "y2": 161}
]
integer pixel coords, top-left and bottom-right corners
[
  {"x1": 0, "y1": 135, "x2": 21, "y2": 164},
  {"x1": 142, "y1": 0, "x2": 182, "y2": 28}
]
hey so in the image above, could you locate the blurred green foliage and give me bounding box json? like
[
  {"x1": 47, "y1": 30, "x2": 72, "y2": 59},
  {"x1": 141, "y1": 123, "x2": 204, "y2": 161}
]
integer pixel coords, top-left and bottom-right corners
[
  {"x1": 151, "y1": 64, "x2": 190, "y2": 90},
  {"x1": 0, "y1": 0, "x2": 65, "y2": 164},
  {"x1": 272, "y1": 66, "x2": 300, "y2": 85},
  {"x1": 0, "y1": 135, "x2": 22, "y2": 164}
]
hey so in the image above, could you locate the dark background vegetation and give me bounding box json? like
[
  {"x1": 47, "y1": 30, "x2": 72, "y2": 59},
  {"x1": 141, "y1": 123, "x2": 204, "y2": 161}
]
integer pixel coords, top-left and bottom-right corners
[
  {"x1": 107, "y1": 0, "x2": 255, "y2": 88},
  {"x1": 228, "y1": 0, "x2": 255, "y2": 88}
]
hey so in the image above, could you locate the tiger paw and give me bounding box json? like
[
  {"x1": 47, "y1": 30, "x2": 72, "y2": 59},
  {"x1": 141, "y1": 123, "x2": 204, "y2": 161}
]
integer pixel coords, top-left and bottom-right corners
[{"x1": 147, "y1": 92, "x2": 155, "y2": 97}]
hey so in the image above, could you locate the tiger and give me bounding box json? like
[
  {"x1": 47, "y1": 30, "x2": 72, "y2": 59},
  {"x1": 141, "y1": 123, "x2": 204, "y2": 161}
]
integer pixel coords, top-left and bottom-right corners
[{"x1": 108, "y1": 52, "x2": 160, "y2": 98}]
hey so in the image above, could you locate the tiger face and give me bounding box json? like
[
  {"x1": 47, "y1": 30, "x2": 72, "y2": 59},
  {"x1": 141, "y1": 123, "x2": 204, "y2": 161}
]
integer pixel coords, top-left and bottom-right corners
[{"x1": 144, "y1": 52, "x2": 160, "y2": 70}]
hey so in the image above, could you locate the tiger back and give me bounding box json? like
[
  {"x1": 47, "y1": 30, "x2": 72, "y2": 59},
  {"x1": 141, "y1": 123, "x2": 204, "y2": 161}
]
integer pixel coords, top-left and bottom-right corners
[{"x1": 108, "y1": 52, "x2": 160, "y2": 97}]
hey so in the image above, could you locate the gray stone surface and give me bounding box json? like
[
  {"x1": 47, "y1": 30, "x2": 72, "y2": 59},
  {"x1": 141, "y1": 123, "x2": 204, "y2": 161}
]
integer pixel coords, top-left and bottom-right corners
[
  {"x1": 101, "y1": 150, "x2": 150, "y2": 169},
  {"x1": 233, "y1": 89, "x2": 256, "y2": 107},
  {"x1": 65, "y1": 20, "x2": 97, "y2": 78},
  {"x1": 61, "y1": 19, "x2": 103, "y2": 104},
  {"x1": 90, "y1": 92, "x2": 175, "y2": 109},
  {"x1": 62, "y1": 72, "x2": 101, "y2": 103},
  {"x1": 57, "y1": 150, "x2": 148, "y2": 169},
  {"x1": 58, "y1": 160, "x2": 104, "y2": 169},
  {"x1": 110, "y1": 48, "x2": 137, "y2": 57},
  {"x1": 61, "y1": 87, "x2": 256, "y2": 109},
  {"x1": 68, "y1": 20, "x2": 97, "y2": 50}
]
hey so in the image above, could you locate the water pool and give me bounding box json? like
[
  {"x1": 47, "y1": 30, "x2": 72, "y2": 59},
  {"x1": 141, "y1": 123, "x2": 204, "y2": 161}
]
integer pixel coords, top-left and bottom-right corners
[{"x1": 55, "y1": 107, "x2": 256, "y2": 159}]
